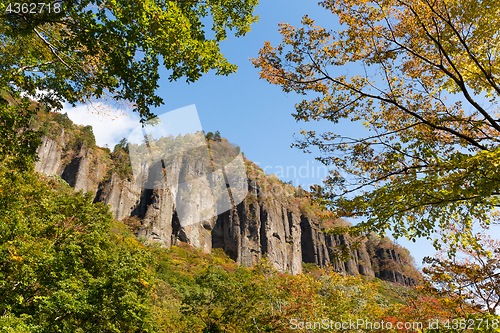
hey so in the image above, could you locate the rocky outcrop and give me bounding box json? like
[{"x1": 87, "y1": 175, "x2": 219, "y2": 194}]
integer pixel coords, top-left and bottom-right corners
[
  {"x1": 35, "y1": 135, "x2": 63, "y2": 175},
  {"x1": 60, "y1": 147, "x2": 107, "y2": 196},
  {"x1": 136, "y1": 188, "x2": 177, "y2": 248},
  {"x1": 301, "y1": 216, "x2": 375, "y2": 277},
  {"x1": 35, "y1": 135, "x2": 107, "y2": 197},
  {"x1": 35, "y1": 135, "x2": 419, "y2": 285},
  {"x1": 95, "y1": 173, "x2": 143, "y2": 220},
  {"x1": 373, "y1": 247, "x2": 418, "y2": 286}
]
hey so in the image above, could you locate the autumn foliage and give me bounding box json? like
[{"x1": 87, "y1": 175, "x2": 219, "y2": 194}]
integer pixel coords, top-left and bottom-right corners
[{"x1": 253, "y1": 0, "x2": 500, "y2": 252}]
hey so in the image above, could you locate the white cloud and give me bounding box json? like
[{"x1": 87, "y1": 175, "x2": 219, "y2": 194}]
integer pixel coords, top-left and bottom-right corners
[{"x1": 61, "y1": 103, "x2": 140, "y2": 149}]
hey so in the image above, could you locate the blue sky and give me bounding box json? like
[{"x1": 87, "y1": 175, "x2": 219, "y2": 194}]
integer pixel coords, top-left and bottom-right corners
[{"x1": 63, "y1": 0, "x2": 438, "y2": 267}]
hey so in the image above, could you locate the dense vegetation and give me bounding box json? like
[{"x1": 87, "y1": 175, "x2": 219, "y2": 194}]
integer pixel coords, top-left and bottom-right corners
[
  {"x1": 2, "y1": 0, "x2": 500, "y2": 330},
  {"x1": 107, "y1": 139, "x2": 134, "y2": 182},
  {"x1": 1, "y1": 0, "x2": 259, "y2": 119},
  {"x1": 0, "y1": 163, "x2": 156, "y2": 332},
  {"x1": 149, "y1": 243, "x2": 426, "y2": 332}
]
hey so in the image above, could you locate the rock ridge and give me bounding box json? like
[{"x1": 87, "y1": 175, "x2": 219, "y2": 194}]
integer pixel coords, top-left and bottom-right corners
[{"x1": 34, "y1": 132, "x2": 420, "y2": 285}]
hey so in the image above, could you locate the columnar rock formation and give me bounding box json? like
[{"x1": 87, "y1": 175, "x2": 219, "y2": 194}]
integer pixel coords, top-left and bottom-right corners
[{"x1": 35, "y1": 134, "x2": 419, "y2": 285}]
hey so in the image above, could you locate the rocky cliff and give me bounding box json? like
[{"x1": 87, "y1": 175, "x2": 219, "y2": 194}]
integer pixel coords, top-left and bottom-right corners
[{"x1": 34, "y1": 112, "x2": 420, "y2": 285}]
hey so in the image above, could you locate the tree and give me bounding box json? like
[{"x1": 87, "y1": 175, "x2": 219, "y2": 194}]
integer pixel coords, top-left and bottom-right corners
[
  {"x1": 0, "y1": 91, "x2": 42, "y2": 170},
  {"x1": 115, "y1": 137, "x2": 129, "y2": 154},
  {"x1": 214, "y1": 130, "x2": 222, "y2": 142},
  {"x1": 205, "y1": 131, "x2": 214, "y2": 142},
  {"x1": 0, "y1": 0, "x2": 258, "y2": 169},
  {"x1": 0, "y1": 166, "x2": 157, "y2": 331},
  {"x1": 1, "y1": 0, "x2": 259, "y2": 120},
  {"x1": 180, "y1": 265, "x2": 263, "y2": 333},
  {"x1": 423, "y1": 230, "x2": 500, "y2": 315},
  {"x1": 253, "y1": 0, "x2": 500, "y2": 248}
]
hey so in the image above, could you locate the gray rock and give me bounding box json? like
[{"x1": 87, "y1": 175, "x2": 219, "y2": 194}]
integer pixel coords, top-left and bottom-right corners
[
  {"x1": 34, "y1": 131, "x2": 418, "y2": 286},
  {"x1": 35, "y1": 136, "x2": 63, "y2": 175},
  {"x1": 96, "y1": 173, "x2": 142, "y2": 220},
  {"x1": 136, "y1": 188, "x2": 175, "y2": 248}
]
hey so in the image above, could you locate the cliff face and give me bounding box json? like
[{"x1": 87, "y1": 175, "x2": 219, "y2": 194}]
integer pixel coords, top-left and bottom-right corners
[
  {"x1": 300, "y1": 216, "x2": 375, "y2": 277},
  {"x1": 35, "y1": 133, "x2": 419, "y2": 285},
  {"x1": 35, "y1": 135, "x2": 107, "y2": 196},
  {"x1": 35, "y1": 133, "x2": 63, "y2": 175},
  {"x1": 212, "y1": 181, "x2": 303, "y2": 275}
]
